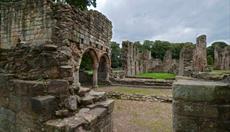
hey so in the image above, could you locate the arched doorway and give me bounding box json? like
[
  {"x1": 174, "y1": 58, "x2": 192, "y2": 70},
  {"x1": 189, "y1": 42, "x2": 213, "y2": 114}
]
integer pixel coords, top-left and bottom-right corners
[
  {"x1": 98, "y1": 54, "x2": 110, "y2": 84},
  {"x1": 79, "y1": 49, "x2": 98, "y2": 88}
]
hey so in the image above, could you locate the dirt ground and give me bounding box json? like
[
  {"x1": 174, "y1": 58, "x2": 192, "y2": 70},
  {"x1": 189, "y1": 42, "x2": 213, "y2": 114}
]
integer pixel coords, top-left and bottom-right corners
[
  {"x1": 95, "y1": 86, "x2": 172, "y2": 132},
  {"x1": 112, "y1": 100, "x2": 172, "y2": 132}
]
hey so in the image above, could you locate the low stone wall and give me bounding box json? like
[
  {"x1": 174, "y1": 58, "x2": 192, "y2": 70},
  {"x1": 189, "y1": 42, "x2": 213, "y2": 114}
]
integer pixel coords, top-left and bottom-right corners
[
  {"x1": 173, "y1": 80, "x2": 230, "y2": 131},
  {"x1": 0, "y1": 73, "x2": 114, "y2": 132},
  {"x1": 106, "y1": 91, "x2": 172, "y2": 103},
  {"x1": 111, "y1": 78, "x2": 173, "y2": 89}
]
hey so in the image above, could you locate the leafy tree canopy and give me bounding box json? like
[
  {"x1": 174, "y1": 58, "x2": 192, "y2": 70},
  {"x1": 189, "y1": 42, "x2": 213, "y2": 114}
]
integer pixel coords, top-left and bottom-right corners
[
  {"x1": 207, "y1": 41, "x2": 228, "y2": 65},
  {"x1": 111, "y1": 41, "x2": 122, "y2": 68},
  {"x1": 0, "y1": 0, "x2": 96, "y2": 10}
]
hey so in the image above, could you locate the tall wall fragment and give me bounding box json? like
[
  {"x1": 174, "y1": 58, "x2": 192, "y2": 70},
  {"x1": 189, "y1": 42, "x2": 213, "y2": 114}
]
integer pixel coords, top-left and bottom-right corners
[
  {"x1": 214, "y1": 45, "x2": 230, "y2": 70},
  {"x1": 179, "y1": 35, "x2": 208, "y2": 76},
  {"x1": 193, "y1": 35, "x2": 207, "y2": 72},
  {"x1": 178, "y1": 44, "x2": 195, "y2": 76},
  {"x1": 122, "y1": 41, "x2": 151, "y2": 76}
]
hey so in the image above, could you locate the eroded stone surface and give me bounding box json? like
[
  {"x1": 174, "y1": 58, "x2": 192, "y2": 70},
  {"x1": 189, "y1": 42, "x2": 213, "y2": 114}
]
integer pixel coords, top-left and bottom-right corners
[
  {"x1": 0, "y1": 0, "x2": 114, "y2": 131},
  {"x1": 173, "y1": 79, "x2": 230, "y2": 131}
]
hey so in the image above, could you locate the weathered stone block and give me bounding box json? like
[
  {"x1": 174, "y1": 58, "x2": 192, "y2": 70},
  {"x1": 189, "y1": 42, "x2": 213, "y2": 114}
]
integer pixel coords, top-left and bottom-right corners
[
  {"x1": 45, "y1": 115, "x2": 86, "y2": 132},
  {"x1": 173, "y1": 100, "x2": 219, "y2": 118},
  {"x1": 47, "y1": 79, "x2": 69, "y2": 95},
  {"x1": 173, "y1": 80, "x2": 230, "y2": 102},
  {"x1": 173, "y1": 79, "x2": 230, "y2": 132},
  {"x1": 80, "y1": 95, "x2": 95, "y2": 105},
  {"x1": 12, "y1": 79, "x2": 46, "y2": 96},
  {"x1": 31, "y1": 95, "x2": 57, "y2": 115},
  {"x1": 64, "y1": 96, "x2": 78, "y2": 111}
]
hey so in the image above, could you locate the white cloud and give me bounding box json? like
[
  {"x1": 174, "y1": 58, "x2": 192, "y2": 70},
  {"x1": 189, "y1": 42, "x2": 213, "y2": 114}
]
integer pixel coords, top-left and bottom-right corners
[{"x1": 92, "y1": 0, "x2": 230, "y2": 44}]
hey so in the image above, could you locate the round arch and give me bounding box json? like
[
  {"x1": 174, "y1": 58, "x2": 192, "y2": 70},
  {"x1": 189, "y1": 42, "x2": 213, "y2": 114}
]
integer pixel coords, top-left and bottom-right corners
[
  {"x1": 78, "y1": 48, "x2": 99, "y2": 88},
  {"x1": 98, "y1": 53, "x2": 111, "y2": 83}
]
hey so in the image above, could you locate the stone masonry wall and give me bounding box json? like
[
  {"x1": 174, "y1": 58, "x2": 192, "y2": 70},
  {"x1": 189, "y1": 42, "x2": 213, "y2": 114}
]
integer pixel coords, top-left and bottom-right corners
[
  {"x1": 178, "y1": 44, "x2": 195, "y2": 76},
  {"x1": 173, "y1": 79, "x2": 230, "y2": 131},
  {"x1": 214, "y1": 45, "x2": 230, "y2": 70},
  {"x1": 0, "y1": 0, "x2": 54, "y2": 49},
  {"x1": 122, "y1": 41, "x2": 151, "y2": 76},
  {"x1": 179, "y1": 35, "x2": 208, "y2": 76},
  {"x1": 193, "y1": 35, "x2": 207, "y2": 72},
  {"x1": 0, "y1": 0, "x2": 114, "y2": 131},
  {"x1": 149, "y1": 50, "x2": 179, "y2": 74}
]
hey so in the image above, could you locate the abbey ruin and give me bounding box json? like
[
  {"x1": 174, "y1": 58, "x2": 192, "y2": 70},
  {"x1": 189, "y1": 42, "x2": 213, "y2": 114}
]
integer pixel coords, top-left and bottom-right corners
[
  {"x1": 0, "y1": 0, "x2": 113, "y2": 131},
  {"x1": 0, "y1": 0, "x2": 230, "y2": 132},
  {"x1": 122, "y1": 35, "x2": 209, "y2": 77}
]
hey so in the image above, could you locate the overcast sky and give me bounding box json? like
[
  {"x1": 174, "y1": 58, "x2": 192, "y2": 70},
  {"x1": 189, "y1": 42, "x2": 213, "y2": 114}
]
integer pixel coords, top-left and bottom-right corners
[{"x1": 90, "y1": 0, "x2": 230, "y2": 45}]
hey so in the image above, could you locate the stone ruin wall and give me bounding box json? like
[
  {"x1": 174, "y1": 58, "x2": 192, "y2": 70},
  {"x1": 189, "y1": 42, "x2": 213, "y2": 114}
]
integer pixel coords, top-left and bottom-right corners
[
  {"x1": 179, "y1": 35, "x2": 208, "y2": 76},
  {"x1": 122, "y1": 41, "x2": 151, "y2": 76},
  {"x1": 173, "y1": 80, "x2": 230, "y2": 131},
  {"x1": 192, "y1": 35, "x2": 207, "y2": 72},
  {"x1": 214, "y1": 45, "x2": 230, "y2": 70},
  {"x1": 178, "y1": 44, "x2": 195, "y2": 76},
  {"x1": 0, "y1": 0, "x2": 54, "y2": 49},
  {"x1": 0, "y1": 0, "x2": 114, "y2": 131},
  {"x1": 149, "y1": 50, "x2": 179, "y2": 74}
]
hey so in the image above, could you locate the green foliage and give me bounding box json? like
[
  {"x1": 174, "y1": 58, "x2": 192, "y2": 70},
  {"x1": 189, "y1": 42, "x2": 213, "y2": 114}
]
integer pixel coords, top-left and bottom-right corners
[
  {"x1": 139, "y1": 40, "x2": 190, "y2": 60},
  {"x1": 207, "y1": 41, "x2": 228, "y2": 65},
  {"x1": 136, "y1": 72, "x2": 176, "y2": 80},
  {"x1": 207, "y1": 55, "x2": 214, "y2": 65},
  {"x1": 111, "y1": 41, "x2": 122, "y2": 68},
  {"x1": 151, "y1": 40, "x2": 171, "y2": 60},
  {"x1": 80, "y1": 53, "x2": 93, "y2": 70},
  {"x1": 64, "y1": 0, "x2": 96, "y2": 10},
  {"x1": 0, "y1": 0, "x2": 96, "y2": 10}
]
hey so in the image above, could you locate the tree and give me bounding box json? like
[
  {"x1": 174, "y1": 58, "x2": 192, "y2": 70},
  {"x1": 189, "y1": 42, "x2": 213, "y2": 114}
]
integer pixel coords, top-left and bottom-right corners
[
  {"x1": 111, "y1": 42, "x2": 122, "y2": 68},
  {"x1": 0, "y1": 0, "x2": 96, "y2": 10},
  {"x1": 64, "y1": 0, "x2": 96, "y2": 10},
  {"x1": 151, "y1": 40, "x2": 171, "y2": 60},
  {"x1": 207, "y1": 41, "x2": 228, "y2": 65}
]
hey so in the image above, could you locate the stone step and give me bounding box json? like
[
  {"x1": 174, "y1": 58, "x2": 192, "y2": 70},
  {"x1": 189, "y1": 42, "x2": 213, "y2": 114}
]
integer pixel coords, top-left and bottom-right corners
[
  {"x1": 45, "y1": 114, "x2": 86, "y2": 132},
  {"x1": 45, "y1": 103, "x2": 114, "y2": 132},
  {"x1": 89, "y1": 90, "x2": 106, "y2": 102},
  {"x1": 80, "y1": 95, "x2": 95, "y2": 105},
  {"x1": 78, "y1": 87, "x2": 91, "y2": 97}
]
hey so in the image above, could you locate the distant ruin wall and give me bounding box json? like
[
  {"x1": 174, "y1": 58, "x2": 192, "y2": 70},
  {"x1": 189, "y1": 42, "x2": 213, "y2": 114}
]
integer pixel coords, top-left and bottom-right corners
[
  {"x1": 214, "y1": 45, "x2": 230, "y2": 70},
  {"x1": 122, "y1": 41, "x2": 151, "y2": 76},
  {"x1": 193, "y1": 35, "x2": 207, "y2": 72},
  {"x1": 179, "y1": 35, "x2": 207, "y2": 76},
  {"x1": 178, "y1": 45, "x2": 195, "y2": 76},
  {"x1": 149, "y1": 50, "x2": 179, "y2": 74}
]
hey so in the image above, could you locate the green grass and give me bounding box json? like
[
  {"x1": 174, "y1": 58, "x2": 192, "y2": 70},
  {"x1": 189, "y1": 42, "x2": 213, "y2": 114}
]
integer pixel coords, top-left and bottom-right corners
[
  {"x1": 85, "y1": 70, "x2": 93, "y2": 75},
  {"x1": 136, "y1": 72, "x2": 176, "y2": 79},
  {"x1": 209, "y1": 70, "x2": 230, "y2": 75},
  {"x1": 113, "y1": 87, "x2": 172, "y2": 97}
]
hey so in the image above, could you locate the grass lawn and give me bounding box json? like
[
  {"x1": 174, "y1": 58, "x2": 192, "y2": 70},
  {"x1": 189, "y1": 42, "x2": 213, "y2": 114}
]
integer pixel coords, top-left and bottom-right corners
[
  {"x1": 96, "y1": 86, "x2": 172, "y2": 97},
  {"x1": 209, "y1": 70, "x2": 230, "y2": 75},
  {"x1": 136, "y1": 72, "x2": 176, "y2": 79}
]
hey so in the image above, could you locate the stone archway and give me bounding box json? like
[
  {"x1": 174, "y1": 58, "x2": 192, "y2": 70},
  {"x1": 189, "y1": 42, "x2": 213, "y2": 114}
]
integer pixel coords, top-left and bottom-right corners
[
  {"x1": 79, "y1": 48, "x2": 99, "y2": 88},
  {"x1": 98, "y1": 53, "x2": 110, "y2": 84}
]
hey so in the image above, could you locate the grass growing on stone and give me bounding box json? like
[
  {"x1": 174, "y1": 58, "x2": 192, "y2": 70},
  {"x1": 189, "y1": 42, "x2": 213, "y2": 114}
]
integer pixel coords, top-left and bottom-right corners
[
  {"x1": 96, "y1": 86, "x2": 172, "y2": 97},
  {"x1": 136, "y1": 72, "x2": 176, "y2": 79},
  {"x1": 210, "y1": 70, "x2": 230, "y2": 75}
]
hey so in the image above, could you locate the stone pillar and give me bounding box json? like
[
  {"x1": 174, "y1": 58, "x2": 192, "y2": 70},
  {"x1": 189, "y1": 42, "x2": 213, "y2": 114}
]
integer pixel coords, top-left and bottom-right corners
[
  {"x1": 193, "y1": 35, "x2": 207, "y2": 72},
  {"x1": 73, "y1": 67, "x2": 81, "y2": 89},
  {"x1": 92, "y1": 63, "x2": 98, "y2": 88},
  {"x1": 173, "y1": 80, "x2": 230, "y2": 131}
]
